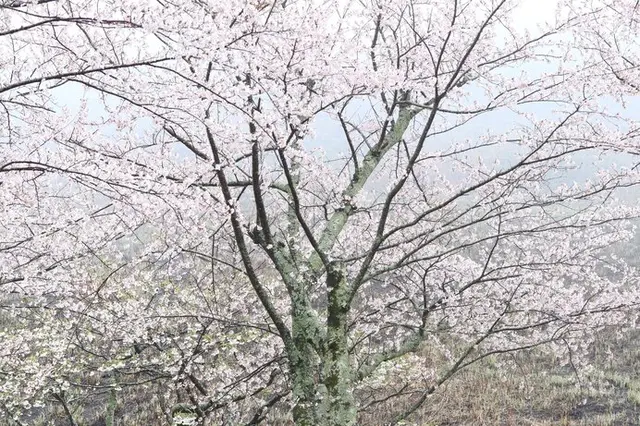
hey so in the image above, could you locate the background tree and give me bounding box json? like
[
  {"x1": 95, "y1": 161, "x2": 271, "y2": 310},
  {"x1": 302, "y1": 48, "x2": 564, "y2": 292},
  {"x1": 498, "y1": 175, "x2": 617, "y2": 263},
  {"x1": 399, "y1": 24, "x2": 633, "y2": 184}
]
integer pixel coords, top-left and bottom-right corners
[{"x1": 1, "y1": 0, "x2": 640, "y2": 425}]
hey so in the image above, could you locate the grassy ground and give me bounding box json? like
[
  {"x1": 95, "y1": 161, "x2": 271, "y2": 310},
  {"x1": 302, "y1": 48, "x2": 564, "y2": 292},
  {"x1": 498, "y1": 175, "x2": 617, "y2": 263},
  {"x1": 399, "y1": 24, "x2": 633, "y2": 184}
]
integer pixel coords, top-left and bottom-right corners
[
  {"x1": 4, "y1": 332, "x2": 640, "y2": 425},
  {"x1": 397, "y1": 357, "x2": 640, "y2": 425},
  {"x1": 388, "y1": 331, "x2": 640, "y2": 426}
]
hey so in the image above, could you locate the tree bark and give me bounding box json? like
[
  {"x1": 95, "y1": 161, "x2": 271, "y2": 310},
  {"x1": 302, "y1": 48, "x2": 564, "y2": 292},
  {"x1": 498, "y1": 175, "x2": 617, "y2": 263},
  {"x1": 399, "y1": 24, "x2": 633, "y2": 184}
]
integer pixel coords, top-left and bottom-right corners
[
  {"x1": 321, "y1": 263, "x2": 356, "y2": 425},
  {"x1": 289, "y1": 267, "x2": 356, "y2": 426},
  {"x1": 290, "y1": 291, "x2": 322, "y2": 426}
]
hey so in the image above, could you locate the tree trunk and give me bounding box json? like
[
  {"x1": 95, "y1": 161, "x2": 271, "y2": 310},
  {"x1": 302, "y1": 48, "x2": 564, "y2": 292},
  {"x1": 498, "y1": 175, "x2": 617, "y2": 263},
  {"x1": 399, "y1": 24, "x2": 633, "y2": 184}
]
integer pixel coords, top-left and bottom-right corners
[
  {"x1": 290, "y1": 344, "x2": 318, "y2": 425},
  {"x1": 322, "y1": 264, "x2": 356, "y2": 425},
  {"x1": 289, "y1": 266, "x2": 356, "y2": 426},
  {"x1": 290, "y1": 292, "x2": 321, "y2": 426}
]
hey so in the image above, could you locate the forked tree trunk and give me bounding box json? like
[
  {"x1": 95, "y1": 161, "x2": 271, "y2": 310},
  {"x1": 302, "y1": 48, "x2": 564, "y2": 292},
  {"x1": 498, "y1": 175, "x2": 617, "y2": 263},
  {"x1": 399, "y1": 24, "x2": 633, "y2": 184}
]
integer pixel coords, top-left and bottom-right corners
[{"x1": 290, "y1": 264, "x2": 356, "y2": 426}]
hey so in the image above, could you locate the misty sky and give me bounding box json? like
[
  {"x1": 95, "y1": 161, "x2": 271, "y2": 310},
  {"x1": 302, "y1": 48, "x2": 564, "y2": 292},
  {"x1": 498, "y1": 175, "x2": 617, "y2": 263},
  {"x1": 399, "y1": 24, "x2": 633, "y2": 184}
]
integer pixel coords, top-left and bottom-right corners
[{"x1": 46, "y1": 0, "x2": 640, "y2": 204}]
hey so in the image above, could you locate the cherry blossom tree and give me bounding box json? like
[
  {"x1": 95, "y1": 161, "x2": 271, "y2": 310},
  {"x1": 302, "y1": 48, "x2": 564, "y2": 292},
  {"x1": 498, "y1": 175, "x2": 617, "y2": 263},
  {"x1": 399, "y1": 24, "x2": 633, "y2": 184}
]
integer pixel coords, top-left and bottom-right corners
[
  {"x1": 573, "y1": 0, "x2": 640, "y2": 105},
  {"x1": 1, "y1": 0, "x2": 640, "y2": 425}
]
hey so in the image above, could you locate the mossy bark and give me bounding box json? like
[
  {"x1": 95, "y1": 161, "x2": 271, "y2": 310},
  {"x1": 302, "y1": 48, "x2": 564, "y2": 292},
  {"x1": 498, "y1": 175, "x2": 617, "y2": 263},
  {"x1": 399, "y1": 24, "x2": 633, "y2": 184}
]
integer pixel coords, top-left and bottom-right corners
[
  {"x1": 322, "y1": 264, "x2": 356, "y2": 425},
  {"x1": 105, "y1": 388, "x2": 116, "y2": 426},
  {"x1": 290, "y1": 264, "x2": 356, "y2": 426},
  {"x1": 290, "y1": 309, "x2": 321, "y2": 425}
]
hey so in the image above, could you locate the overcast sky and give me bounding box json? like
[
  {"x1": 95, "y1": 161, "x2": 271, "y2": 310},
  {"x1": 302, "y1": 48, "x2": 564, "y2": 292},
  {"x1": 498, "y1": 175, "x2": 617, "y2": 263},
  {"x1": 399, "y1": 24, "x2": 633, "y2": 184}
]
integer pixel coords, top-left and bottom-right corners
[{"x1": 48, "y1": 0, "x2": 640, "y2": 200}]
